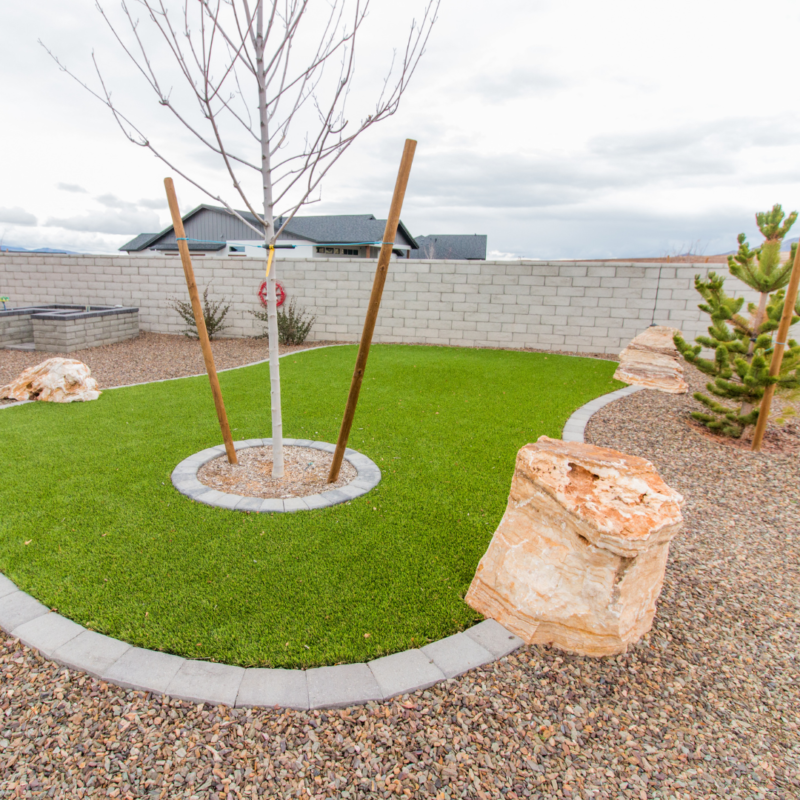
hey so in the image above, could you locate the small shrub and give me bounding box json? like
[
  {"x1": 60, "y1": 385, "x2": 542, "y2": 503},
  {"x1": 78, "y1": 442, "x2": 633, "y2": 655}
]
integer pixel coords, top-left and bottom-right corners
[
  {"x1": 252, "y1": 299, "x2": 316, "y2": 345},
  {"x1": 170, "y1": 286, "x2": 230, "y2": 340}
]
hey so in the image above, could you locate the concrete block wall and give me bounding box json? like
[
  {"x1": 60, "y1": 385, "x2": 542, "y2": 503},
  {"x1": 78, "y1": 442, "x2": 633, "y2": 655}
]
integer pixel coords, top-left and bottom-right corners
[
  {"x1": 0, "y1": 253, "x2": 766, "y2": 354},
  {"x1": 32, "y1": 311, "x2": 139, "y2": 353},
  {"x1": 0, "y1": 314, "x2": 34, "y2": 347}
]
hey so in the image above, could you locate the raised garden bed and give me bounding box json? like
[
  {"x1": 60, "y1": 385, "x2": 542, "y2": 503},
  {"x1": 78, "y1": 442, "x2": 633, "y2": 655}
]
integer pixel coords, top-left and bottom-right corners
[{"x1": 0, "y1": 304, "x2": 139, "y2": 352}]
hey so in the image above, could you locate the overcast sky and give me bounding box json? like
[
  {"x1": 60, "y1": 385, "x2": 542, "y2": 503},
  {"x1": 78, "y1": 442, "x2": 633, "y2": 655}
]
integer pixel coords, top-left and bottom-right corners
[{"x1": 3, "y1": 0, "x2": 800, "y2": 259}]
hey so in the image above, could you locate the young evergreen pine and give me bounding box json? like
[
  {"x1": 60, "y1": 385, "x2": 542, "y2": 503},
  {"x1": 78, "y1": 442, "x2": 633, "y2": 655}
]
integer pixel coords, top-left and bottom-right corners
[{"x1": 674, "y1": 204, "x2": 800, "y2": 438}]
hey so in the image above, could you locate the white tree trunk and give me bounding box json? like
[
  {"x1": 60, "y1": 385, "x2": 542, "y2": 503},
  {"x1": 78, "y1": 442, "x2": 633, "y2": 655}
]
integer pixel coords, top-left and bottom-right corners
[
  {"x1": 265, "y1": 252, "x2": 284, "y2": 477},
  {"x1": 256, "y1": 3, "x2": 284, "y2": 479}
]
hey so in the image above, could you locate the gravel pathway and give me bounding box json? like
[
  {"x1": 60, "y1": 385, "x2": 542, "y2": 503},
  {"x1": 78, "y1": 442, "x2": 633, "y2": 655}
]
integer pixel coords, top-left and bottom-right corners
[
  {"x1": 0, "y1": 333, "x2": 343, "y2": 399},
  {"x1": 1, "y1": 347, "x2": 798, "y2": 798}
]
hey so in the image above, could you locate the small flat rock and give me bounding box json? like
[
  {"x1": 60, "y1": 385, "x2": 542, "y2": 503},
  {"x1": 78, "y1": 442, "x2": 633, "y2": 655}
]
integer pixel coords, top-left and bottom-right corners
[
  {"x1": 301, "y1": 494, "x2": 334, "y2": 511},
  {"x1": 0, "y1": 574, "x2": 18, "y2": 600},
  {"x1": 368, "y1": 649, "x2": 446, "y2": 699},
  {"x1": 104, "y1": 647, "x2": 185, "y2": 695},
  {"x1": 307, "y1": 663, "x2": 383, "y2": 709},
  {"x1": 464, "y1": 619, "x2": 524, "y2": 658},
  {"x1": 311, "y1": 442, "x2": 336, "y2": 453},
  {"x1": 0, "y1": 591, "x2": 50, "y2": 633},
  {"x1": 234, "y1": 496, "x2": 263, "y2": 512},
  {"x1": 236, "y1": 669, "x2": 309, "y2": 709},
  {"x1": 316, "y1": 489, "x2": 349, "y2": 506},
  {"x1": 234, "y1": 439, "x2": 264, "y2": 450},
  {"x1": 337, "y1": 484, "x2": 366, "y2": 500},
  {"x1": 166, "y1": 660, "x2": 245, "y2": 707},
  {"x1": 11, "y1": 613, "x2": 84, "y2": 659},
  {"x1": 421, "y1": 633, "x2": 494, "y2": 679},
  {"x1": 282, "y1": 497, "x2": 310, "y2": 513},
  {"x1": 52, "y1": 630, "x2": 131, "y2": 678},
  {"x1": 259, "y1": 499, "x2": 285, "y2": 513}
]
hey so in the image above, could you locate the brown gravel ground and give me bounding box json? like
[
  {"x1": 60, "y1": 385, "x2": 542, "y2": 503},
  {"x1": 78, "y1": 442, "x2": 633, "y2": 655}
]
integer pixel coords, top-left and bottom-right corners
[
  {"x1": 0, "y1": 332, "x2": 344, "y2": 401},
  {"x1": 1, "y1": 343, "x2": 799, "y2": 799},
  {"x1": 197, "y1": 446, "x2": 357, "y2": 499}
]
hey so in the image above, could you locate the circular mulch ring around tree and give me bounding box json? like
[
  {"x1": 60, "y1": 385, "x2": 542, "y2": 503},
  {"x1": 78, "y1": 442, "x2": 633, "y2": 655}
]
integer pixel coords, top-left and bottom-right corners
[{"x1": 171, "y1": 438, "x2": 381, "y2": 513}]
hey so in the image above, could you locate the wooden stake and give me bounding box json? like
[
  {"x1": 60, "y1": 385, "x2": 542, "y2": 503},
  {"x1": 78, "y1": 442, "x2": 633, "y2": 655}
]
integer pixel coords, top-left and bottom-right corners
[
  {"x1": 751, "y1": 247, "x2": 800, "y2": 452},
  {"x1": 164, "y1": 178, "x2": 238, "y2": 465},
  {"x1": 328, "y1": 139, "x2": 417, "y2": 481}
]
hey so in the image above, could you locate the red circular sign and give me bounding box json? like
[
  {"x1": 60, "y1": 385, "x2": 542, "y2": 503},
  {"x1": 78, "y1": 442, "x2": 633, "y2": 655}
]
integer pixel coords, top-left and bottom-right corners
[{"x1": 258, "y1": 280, "x2": 286, "y2": 308}]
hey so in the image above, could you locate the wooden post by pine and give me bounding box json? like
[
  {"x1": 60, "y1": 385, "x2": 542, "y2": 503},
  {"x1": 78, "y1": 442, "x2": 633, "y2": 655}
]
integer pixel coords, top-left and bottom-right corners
[
  {"x1": 328, "y1": 139, "x2": 417, "y2": 482},
  {"x1": 751, "y1": 247, "x2": 800, "y2": 452},
  {"x1": 164, "y1": 177, "x2": 238, "y2": 465}
]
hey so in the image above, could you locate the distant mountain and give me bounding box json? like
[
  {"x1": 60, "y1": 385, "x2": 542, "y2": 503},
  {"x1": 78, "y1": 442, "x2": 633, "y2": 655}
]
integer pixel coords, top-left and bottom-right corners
[
  {"x1": 0, "y1": 244, "x2": 78, "y2": 254},
  {"x1": 781, "y1": 236, "x2": 799, "y2": 252}
]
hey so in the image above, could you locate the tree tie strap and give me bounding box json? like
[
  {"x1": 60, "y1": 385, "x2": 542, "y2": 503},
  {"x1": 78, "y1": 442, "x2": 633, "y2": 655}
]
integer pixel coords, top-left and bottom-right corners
[{"x1": 266, "y1": 244, "x2": 275, "y2": 279}]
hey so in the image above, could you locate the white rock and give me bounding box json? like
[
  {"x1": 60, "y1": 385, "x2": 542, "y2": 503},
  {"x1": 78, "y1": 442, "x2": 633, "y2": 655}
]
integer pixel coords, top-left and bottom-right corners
[
  {"x1": 465, "y1": 436, "x2": 684, "y2": 657},
  {"x1": 613, "y1": 325, "x2": 688, "y2": 394},
  {"x1": 0, "y1": 358, "x2": 101, "y2": 403}
]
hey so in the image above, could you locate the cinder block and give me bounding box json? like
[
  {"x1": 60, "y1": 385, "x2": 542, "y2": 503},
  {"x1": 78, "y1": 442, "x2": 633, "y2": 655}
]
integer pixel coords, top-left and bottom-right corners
[
  {"x1": 236, "y1": 668, "x2": 309, "y2": 709},
  {"x1": 421, "y1": 633, "x2": 494, "y2": 679},
  {"x1": 307, "y1": 663, "x2": 384, "y2": 708},
  {"x1": 11, "y1": 612, "x2": 84, "y2": 658},
  {"x1": 104, "y1": 647, "x2": 185, "y2": 694},
  {"x1": 166, "y1": 659, "x2": 245, "y2": 706},
  {"x1": 0, "y1": 591, "x2": 50, "y2": 632},
  {"x1": 51, "y1": 630, "x2": 131, "y2": 678}
]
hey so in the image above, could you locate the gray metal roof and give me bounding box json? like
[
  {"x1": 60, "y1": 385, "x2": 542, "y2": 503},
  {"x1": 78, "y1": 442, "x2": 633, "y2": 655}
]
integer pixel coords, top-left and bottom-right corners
[
  {"x1": 119, "y1": 205, "x2": 418, "y2": 251},
  {"x1": 119, "y1": 232, "x2": 161, "y2": 251},
  {"x1": 409, "y1": 234, "x2": 487, "y2": 260}
]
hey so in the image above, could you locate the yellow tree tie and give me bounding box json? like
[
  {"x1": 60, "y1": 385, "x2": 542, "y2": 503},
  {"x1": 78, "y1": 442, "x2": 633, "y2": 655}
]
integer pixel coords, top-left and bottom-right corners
[{"x1": 265, "y1": 244, "x2": 275, "y2": 279}]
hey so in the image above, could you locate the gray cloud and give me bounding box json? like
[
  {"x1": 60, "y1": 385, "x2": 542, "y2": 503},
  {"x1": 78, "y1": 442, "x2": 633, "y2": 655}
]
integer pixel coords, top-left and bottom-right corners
[
  {"x1": 589, "y1": 117, "x2": 800, "y2": 160},
  {"x1": 465, "y1": 66, "x2": 571, "y2": 103},
  {"x1": 45, "y1": 208, "x2": 162, "y2": 235},
  {"x1": 95, "y1": 193, "x2": 139, "y2": 211},
  {"x1": 138, "y1": 197, "x2": 168, "y2": 209},
  {"x1": 57, "y1": 182, "x2": 89, "y2": 193},
  {"x1": 0, "y1": 207, "x2": 38, "y2": 226}
]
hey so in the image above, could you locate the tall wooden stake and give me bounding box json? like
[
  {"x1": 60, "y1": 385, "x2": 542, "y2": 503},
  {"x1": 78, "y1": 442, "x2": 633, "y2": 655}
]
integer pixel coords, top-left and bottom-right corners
[
  {"x1": 751, "y1": 247, "x2": 800, "y2": 452},
  {"x1": 328, "y1": 139, "x2": 417, "y2": 481},
  {"x1": 164, "y1": 177, "x2": 238, "y2": 465}
]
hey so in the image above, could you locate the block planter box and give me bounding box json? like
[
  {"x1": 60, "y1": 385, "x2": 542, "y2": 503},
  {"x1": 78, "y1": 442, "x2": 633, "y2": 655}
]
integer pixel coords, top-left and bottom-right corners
[{"x1": 0, "y1": 305, "x2": 139, "y2": 353}]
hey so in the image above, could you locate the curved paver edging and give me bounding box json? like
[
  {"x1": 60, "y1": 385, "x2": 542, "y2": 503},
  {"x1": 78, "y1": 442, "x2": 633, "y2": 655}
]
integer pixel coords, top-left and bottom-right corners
[
  {"x1": 561, "y1": 384, "x2": 644, "y2": 442},
  {"x1": 0, "y1": 351, "x2": 633, "y2": 709},
  {"x1": 172, "y1": 439, "x2": 381, "y2": 513}
]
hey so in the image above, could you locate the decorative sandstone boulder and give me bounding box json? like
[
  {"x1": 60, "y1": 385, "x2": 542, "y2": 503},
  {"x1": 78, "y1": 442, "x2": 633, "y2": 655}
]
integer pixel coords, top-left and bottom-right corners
[
  {"x1": 465, "y1": 437, "x2": 683, "y2": 657},
  {"x1": 613, "y1": 325, "x2": 688, "y2": 393},
  {"x1": 0, "y1": 358, "x2": 101, "y2": 403}
]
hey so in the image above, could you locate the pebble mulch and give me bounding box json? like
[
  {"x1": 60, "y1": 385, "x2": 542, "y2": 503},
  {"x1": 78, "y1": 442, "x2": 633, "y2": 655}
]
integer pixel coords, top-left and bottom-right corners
[
  {"x1": 0, "y1": 333, "x2": 344, "y2": 402},
  {"x1": 197, "y1": 445, "x2": 357, "y2": 499},
  {"x1": 1, "y1": 349, "x2": 798, "y2": 798}
]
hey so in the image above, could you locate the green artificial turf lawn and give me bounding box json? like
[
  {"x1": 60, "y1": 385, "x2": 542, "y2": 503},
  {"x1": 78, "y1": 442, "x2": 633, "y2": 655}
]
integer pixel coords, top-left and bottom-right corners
[{"x1": 0, "y1": 344, "x2": 623, "y2": 667}]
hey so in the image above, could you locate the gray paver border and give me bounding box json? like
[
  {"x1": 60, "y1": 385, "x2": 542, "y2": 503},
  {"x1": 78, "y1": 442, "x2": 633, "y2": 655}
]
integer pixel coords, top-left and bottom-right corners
[
  {"x1": 0, "y1": 349, "x2": 636, "y2": 709},
  {"x1": 171, "y1": 439, "x2": 381, "y2": 513},
  {"x1": 561, "y1": 384, "x2": 643, "y2": 442}
]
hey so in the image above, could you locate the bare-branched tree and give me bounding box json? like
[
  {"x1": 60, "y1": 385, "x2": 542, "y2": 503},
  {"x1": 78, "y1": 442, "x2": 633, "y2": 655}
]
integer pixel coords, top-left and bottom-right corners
[{"x1": 42, "y1": 0, "x2": 438, "y2": 477}]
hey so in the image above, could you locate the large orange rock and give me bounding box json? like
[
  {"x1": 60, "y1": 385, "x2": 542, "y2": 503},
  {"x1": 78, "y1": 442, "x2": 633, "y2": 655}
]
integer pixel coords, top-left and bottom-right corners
[
  {"x1": 465, "y1": 437, "x2": 683, "y2": 657},
  {"x1": 613, "y1": 325, "x2": 688, "y2": 393},
  {"x1": 0, "y1": 358, "x2": 101, "y2": 403}
]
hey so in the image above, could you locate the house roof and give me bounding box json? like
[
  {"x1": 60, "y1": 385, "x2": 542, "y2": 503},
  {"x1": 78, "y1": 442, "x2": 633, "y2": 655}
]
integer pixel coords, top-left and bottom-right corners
[
  {"x1": 151, "y1": 241, "x2": 226, "y2": 252},
  {"x1": 119, "y1": 232, "x2": 162, "y2": 251},
  {"x1": 119, "y1": 205, "x2": 418, "y2": 251},
  {"x1": 409, "y1": 234, "x2": 487, "y2": 260}
]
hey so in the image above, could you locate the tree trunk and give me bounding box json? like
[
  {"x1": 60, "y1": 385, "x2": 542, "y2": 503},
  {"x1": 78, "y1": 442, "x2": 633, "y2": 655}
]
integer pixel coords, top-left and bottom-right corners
[
  {"x1": 739, "y1": 290, "x2": 769, "y2": 415},
  {"x1": 256, "y1": 4, "x2": 284, "y2": 479},
  {"x1": 746, "y1": 291, "x2": 769, "y2": 359}
]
